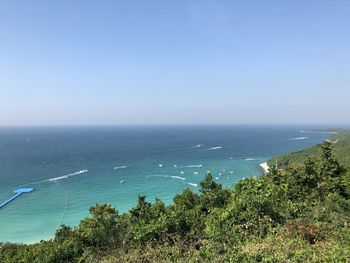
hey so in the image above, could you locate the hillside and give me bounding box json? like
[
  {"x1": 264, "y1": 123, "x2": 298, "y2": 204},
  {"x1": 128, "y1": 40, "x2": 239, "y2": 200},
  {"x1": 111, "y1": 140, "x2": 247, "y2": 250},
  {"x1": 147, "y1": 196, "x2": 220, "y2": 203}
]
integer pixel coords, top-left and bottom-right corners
[
  {"x1": 1, "y1": 141, "x2": 350, "y2": 262},
  {"x1": 268, "y1": 130, "x2": 350, "y2": 169}
]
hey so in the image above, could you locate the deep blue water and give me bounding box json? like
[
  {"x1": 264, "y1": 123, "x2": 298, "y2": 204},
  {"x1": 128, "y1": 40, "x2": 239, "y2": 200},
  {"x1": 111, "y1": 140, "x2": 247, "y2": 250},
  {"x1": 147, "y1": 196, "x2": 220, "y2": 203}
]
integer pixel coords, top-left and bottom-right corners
[{"x1": 0, "y1": 125, "x2": 330, "y2": 243}]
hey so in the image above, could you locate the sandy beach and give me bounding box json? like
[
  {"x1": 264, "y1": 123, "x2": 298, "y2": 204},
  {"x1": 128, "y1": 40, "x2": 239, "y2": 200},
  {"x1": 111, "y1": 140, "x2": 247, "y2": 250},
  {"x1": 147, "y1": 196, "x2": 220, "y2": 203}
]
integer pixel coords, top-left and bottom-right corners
[{"x1": 260, "y1": 162, "x2": 270, "y2": 173}]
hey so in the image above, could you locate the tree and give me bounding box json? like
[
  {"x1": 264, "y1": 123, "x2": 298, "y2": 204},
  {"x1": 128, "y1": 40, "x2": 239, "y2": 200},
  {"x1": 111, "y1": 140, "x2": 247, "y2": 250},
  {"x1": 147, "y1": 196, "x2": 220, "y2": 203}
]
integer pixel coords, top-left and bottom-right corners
[
  {"x1": 200, "y1": 173, "x2": 221, "y2": 194},
  {"x1": 78, "y1": 203, "x2": 119, "y2": 248},
  {"x1": 130, "y1": 195, "x2": 152, "y2": 222},
  {"x1": 321, "y1": 141, "x2": 341, "y2": 178}
]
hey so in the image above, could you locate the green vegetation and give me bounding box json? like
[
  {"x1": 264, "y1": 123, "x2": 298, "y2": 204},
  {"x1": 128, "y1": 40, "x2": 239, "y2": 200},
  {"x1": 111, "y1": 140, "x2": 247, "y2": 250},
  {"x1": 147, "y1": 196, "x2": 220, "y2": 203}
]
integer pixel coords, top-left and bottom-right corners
[
  {"x1": 268, "y1": 130, "x2": 350, "y2": 169},
  {"x1": 1, "y1": 141, "x2": 350, "y2": 262}
]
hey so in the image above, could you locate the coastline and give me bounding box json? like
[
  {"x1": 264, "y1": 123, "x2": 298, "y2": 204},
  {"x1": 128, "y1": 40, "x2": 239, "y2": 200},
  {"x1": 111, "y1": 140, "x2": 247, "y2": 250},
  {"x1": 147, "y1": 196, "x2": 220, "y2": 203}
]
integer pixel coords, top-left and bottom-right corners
[
  {"x1": 0, "y1": 127, "x2": 332, "y2": 244},
  {"x1": 260, "y1": 162, "x2": 270, "y2": 173}
]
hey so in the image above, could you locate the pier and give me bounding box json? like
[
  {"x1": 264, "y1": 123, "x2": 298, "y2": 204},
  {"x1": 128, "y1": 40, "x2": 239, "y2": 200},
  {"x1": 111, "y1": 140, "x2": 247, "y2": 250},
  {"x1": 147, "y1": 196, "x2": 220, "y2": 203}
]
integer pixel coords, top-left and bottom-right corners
[{"x1": 0, "y1": 188, "x2": 34, "y2": 209}]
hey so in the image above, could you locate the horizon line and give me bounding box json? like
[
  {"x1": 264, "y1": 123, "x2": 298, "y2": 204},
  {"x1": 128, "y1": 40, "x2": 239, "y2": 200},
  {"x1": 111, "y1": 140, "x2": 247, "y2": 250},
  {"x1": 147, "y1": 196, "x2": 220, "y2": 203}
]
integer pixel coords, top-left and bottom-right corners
[{"x1": 0, "y1": 123, "x2": 349, "y2": 128}]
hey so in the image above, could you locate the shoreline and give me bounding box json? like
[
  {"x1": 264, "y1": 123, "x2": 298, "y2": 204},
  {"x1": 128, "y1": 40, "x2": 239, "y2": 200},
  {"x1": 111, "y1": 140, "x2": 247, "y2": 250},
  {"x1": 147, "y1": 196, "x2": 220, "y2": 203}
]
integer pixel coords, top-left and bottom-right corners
[
  {"x1": 259, "y1": 162, "x2": 270, "y2": 173},
  {"x1": 0, "y1": 127, "x2": 334, "y2": 244}
]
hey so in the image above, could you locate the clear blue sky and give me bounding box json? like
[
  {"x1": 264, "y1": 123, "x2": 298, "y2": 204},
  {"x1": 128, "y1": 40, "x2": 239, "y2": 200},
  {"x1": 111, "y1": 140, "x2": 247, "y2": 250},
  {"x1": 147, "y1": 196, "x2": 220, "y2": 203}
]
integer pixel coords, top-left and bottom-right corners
[{"x1": 0, "y1": 0, "x2": 349, "y2": 125}]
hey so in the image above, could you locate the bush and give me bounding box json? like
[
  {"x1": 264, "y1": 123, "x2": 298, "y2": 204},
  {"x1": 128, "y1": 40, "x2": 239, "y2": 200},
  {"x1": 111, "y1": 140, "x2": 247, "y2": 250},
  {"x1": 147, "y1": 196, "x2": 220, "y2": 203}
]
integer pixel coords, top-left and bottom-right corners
[{"x1": 284, "y1": 219, "x2": 324, "y2": 244}]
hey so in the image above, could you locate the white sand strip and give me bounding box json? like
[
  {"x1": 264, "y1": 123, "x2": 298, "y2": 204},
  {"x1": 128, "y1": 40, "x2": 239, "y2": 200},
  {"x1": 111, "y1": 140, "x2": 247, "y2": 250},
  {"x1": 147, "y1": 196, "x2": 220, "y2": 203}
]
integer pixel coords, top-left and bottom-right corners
[{"x1": 260, "y1": 162, "x2": 270, "y2": 173}]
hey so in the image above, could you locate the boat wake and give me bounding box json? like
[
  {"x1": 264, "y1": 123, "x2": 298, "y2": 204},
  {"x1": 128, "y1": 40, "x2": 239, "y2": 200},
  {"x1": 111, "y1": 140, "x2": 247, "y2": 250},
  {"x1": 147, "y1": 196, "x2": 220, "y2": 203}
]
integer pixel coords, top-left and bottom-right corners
[
  {"x1": 48, "y1": 175, "x2": 68, "y2": 182},
  {"x1": 170, "y1": 175, "x2": 186, "y2": 180},
  {"x1": 149, "y1": 175, "x2": 186, "y2": 181},
  {"x1": 207, "y1": 146, "x2": 222, "y2": 150},
  {"x1": 114, "y1": 166, "x2": 127, "y2": 170},
  {"x1": 48, "y1": 169, "x2": 88, "y2": 182},
  {"x1": 18, "y1": 169, "x2": 89, "y2": 187},
  {"x1": 185, "y1": 164, "x2": 203, "y2": 168},
  {"x1": 292, "y1": 137, "x2": 308, "y2": 140}
]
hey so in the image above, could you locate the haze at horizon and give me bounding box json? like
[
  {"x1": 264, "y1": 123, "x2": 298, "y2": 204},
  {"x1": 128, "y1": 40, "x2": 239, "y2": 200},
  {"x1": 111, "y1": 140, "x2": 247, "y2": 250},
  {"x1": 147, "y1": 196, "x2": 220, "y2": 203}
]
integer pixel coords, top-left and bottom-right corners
[{"x1": 0, "y1": 0, "x2": 349, "y2": 125}]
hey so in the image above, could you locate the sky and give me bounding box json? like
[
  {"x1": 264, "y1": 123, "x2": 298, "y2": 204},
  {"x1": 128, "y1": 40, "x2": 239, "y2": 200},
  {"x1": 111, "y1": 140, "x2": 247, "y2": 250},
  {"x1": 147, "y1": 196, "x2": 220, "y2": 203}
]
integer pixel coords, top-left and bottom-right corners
[{"x1": 0, "y1": 0, "x2": 349, "y2": 125}]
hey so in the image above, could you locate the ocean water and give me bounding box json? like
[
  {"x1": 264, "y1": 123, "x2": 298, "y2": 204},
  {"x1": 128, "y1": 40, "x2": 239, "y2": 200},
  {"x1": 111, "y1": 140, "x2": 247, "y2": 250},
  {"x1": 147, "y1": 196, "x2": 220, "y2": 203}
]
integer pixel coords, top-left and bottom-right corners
[{"x1": 0, "y1": 125, "x2": 330, "y2": 243}]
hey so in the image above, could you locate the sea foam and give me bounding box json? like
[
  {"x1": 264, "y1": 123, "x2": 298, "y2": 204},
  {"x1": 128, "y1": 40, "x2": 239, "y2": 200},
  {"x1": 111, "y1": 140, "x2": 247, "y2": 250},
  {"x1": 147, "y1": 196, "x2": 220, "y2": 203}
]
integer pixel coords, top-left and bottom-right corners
[
  {"x1": 292, "y1": 137, "x2": 308, "y2": 140},
  {"x1": 186, "y1": 164, "x2": 203, "y2": 168},
  {"x1": 149, "y1": 175, "x2": 186, "y2": 181},
  {"x1": 207, "y1": 146, "x2": 222, "y2": 150},
  {"x1": 170, "y1": 176, "x2": 186, "y2": 180},
  {"x1": 114, "y1": 166, "x2": 127, "y2": 170}
]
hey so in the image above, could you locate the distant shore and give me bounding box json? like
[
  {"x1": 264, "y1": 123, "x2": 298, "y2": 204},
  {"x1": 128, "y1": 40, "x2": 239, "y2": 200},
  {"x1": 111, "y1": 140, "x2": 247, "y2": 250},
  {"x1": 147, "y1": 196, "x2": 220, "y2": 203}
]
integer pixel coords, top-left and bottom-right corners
[{"x1": 259, "y1": 162, "x2": 270, "y2": 173}]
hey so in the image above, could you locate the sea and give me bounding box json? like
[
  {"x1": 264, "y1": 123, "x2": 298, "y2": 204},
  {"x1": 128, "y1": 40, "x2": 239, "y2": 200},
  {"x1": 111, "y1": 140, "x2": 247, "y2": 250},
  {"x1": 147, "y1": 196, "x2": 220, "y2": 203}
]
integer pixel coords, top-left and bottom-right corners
[{"x1": 0, "y1": 125, "x2": 331, "y2": 243}]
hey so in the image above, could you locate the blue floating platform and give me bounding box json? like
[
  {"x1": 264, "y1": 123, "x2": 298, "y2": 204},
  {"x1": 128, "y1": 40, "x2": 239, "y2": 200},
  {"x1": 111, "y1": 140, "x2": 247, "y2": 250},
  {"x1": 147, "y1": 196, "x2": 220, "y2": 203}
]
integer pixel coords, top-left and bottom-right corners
[
  {"x1": 14, "y1": 188, "x2": 34, "y2": 194},
  {"x1": 0, "y1": 188, "x2": 34, "y2": 209}
]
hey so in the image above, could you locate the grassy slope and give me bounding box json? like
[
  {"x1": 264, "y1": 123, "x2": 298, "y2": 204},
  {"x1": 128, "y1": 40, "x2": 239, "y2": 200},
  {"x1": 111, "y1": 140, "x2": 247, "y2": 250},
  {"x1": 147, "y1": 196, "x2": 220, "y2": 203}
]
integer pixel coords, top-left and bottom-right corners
[{"x1": 268, "y1": 130, "x2": 350, "y2": 169}]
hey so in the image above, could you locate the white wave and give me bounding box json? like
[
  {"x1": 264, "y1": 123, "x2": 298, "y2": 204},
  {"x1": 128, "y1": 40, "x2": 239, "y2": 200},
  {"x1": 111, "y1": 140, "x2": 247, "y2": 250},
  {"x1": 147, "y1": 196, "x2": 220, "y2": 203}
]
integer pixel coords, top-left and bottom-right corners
[
  {"x1": 207, "y1": 146, "x2": 222, "y2": 150},
  {"x1": 218, "y1": 173, "x2": 222, "y2": 176},
  {"x1": 188, "y1": 183, "x2": 198, "y2": 187},
  {"x1": 215, "y1": 177, "x2": 219, "y2": 180},
  {"x1": 158, "y1": 164, "x2": 163, "y2": 167},
  {"x1": 170, "y1": 175, "x2": 186, "y2": 180},
  {"x1": 186, "y1": 164, "x2": 203, "y2": 168},
  {"x1": 192, "y1": 144, "x2": 203, "y2": 148},
  {"x1": 194, "y1": 172, "x2": 198, "y2": 175},
  {"x1": 245, "y1": 158, "x2": 255, "y2": 161},
  {"x1": 149, "y1": 174, "x2": 186, "y2": 181},
  {"x1": 17, "y1": 169, "x2": 89, "y2": 187},
  {"x1": 67, "y1": 169, "x2": 88, "y2": 176},
  {"x1": 173, "y1": 164, "x2": 178, "y2": 167},
  {"x1": 292, "y1": 137, "x2": 308, "y2": 140},
  {"x1": 230, "y1": 171, "x2": 234, "y2": 174},
  {"x1": 114, "y1": 165, "x2": 127, "y2": 170},
  {"x1": 48, "y1": 175, "x2": 68, "y2": 182},
  {"x1": 48, "y1": 169, "x2": 88, "y2": 182},
  {"x1": 180, "y1": 171, "x2": 184, "y2": 174}
]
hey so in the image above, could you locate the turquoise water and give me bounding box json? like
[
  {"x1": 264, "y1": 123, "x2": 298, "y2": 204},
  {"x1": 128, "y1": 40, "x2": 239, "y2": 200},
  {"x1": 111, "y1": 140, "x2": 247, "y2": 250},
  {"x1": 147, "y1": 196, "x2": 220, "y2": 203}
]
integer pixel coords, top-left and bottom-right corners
[{"x1": 0, "y1": 126, "x2": 330, "y2": 243}]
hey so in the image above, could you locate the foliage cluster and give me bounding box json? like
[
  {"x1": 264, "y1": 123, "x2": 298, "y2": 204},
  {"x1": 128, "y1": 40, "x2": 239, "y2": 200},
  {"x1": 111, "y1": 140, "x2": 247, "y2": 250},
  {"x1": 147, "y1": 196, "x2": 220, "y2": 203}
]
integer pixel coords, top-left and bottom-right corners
[
  {"x1": 268, "y1": 130, "x2": 350, "y2": 169},
  {"x1": 1, "y1": 141, "x2": 350, "y2": 262}
]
